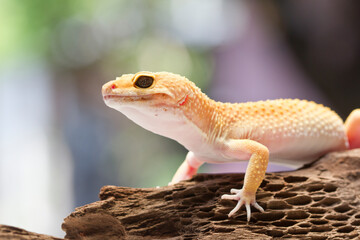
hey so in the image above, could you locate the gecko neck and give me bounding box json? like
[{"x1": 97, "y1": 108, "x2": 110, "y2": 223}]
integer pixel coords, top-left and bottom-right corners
[{"x1": 179, "y1": 87, "x2": 225, "y2": 144}]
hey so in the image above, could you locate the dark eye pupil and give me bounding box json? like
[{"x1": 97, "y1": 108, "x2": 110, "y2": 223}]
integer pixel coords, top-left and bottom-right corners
[{"x1": 135, "y1": 76, "x2": 154, "y2": 88}]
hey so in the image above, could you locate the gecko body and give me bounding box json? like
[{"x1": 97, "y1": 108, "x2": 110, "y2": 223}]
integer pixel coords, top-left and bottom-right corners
[{"x1": 102, "y1": 71, "x2": 360, "y2": 221}]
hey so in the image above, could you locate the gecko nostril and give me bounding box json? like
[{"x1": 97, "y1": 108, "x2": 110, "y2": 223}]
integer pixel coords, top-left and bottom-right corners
[{"x1": 111, "y1": 84, "x2": 117, "y2": 89}]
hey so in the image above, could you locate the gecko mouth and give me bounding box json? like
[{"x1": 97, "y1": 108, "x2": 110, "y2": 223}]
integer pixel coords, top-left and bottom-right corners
[
  {"x1": 103, "y1": 93, "x2": 176, "y2": 109},
  {"x1": 103, "y1": 93, "x2": 168, "y2": 102},
  {"x1": 103, "y1": 94, "x2": 152, "y2": 100}
]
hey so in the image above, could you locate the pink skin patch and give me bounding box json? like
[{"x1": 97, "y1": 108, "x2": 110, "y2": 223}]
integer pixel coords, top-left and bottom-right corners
[{"x1": 179, "y1": 94, "x2": 189, "y2": 106}]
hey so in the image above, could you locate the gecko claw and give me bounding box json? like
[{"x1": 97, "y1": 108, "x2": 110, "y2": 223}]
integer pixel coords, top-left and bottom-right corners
[{"x1": 221, "y1": 188, "x2": 262, "y2": 222}]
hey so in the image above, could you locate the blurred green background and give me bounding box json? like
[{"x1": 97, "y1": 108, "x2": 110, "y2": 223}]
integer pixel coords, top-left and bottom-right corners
[{"x1": 0, "y1": 0, "x2": 359, "y2": 237}]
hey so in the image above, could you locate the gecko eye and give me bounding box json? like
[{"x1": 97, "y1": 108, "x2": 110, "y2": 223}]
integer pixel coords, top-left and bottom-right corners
[{"x1": 134, "y1": 75, "x2": 154, "y2": 88}]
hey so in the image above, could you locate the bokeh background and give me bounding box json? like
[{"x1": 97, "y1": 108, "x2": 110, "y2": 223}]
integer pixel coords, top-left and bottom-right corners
[{"x1": 0, "y1": 0, "x2": 359, "y2": 237}]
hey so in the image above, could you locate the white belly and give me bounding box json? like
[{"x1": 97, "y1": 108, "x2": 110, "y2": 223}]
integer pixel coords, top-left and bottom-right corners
[{"x1": 264, "y1": 134, "x2": 347, "y2": 168}]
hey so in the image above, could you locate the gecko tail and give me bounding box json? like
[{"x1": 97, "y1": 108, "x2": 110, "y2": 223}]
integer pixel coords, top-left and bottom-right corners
[{"x1": 345, "y1": 109, "x2": 360, "y2": 149}]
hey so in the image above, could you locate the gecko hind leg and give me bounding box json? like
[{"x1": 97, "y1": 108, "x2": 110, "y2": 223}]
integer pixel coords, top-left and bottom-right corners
[{"x1": 345, "y1": 109, "x2": 360, "y2": 149}]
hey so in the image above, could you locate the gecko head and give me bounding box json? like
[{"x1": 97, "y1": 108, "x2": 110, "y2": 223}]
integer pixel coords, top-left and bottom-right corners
[{"x1": 102, "y1": 71, "x2": 194, "y2": 112}]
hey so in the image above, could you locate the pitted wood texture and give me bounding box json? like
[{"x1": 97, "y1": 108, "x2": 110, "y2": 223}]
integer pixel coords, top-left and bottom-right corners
[{"x1": 62, "y1": 150, "x2": 360, "y2": 239}]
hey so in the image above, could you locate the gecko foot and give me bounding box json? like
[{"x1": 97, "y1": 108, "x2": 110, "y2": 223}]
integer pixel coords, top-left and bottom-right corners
[{"x1": 221, "y1": 188, "x2": 264, "y2": 222}]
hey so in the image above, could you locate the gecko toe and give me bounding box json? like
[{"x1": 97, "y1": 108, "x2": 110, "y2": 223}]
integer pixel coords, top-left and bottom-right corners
[
  {"x1": 228, "y1": 199, "x2": 244, "y2": 217},
  {"x1": 230, "y1": 188, "x2": 242, "y2": 194},
  {"x1": 245, "y1": 204, "x2": 251, "y2": 222},
  {"x1": 253, "y1": 202, "x2": 264, "y2": 212},
  {"x1": 221, "y1": 194, "x2": 237, "y2": 200}
]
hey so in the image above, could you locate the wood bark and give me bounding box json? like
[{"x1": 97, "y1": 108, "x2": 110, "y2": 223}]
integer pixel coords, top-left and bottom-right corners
[{"x1": 63, "y1": 149, "x2": 360, "y2": 239}]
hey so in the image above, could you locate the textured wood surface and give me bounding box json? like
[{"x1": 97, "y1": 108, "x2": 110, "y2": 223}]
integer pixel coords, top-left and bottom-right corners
[
  {"x1": 0, "y1": 225, "x2": 62, "y2": 240},
  {"x1": 62, "y1": 149, "x2": 360, "y2": 239}
]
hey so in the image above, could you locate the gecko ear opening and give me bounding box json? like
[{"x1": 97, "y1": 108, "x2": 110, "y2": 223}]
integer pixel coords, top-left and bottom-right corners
[{"x1": 133, "y1": 74, "x2": 155, "y2": 89}]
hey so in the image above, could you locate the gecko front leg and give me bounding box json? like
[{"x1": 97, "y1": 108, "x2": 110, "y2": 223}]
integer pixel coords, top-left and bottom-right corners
[
  {"x1": 221, "y1": 139, "x2": 269, "y2": 221},
  {"x1": 169, "y1": 151, "x2": 204, "y2": 185}
]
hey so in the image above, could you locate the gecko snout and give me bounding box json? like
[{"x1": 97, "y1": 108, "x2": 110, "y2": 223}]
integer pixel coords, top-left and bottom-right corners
[{"x1": 102, "y1": 81, "x2": 117, "y2": 96}]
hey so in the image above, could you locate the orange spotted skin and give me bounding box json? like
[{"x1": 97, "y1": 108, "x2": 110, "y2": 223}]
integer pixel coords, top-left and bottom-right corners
[
  {"x1": 102, "y1": 71, "x2": 358, "y2": 221},
  {"x1": 221, "y1": 99, "x2": 348, "y2": 160}
]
